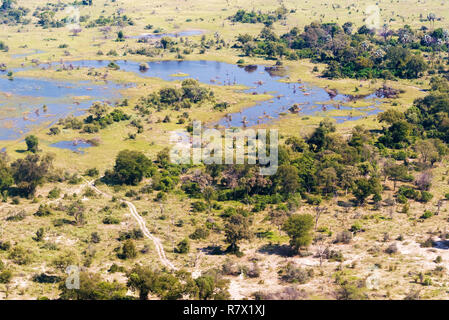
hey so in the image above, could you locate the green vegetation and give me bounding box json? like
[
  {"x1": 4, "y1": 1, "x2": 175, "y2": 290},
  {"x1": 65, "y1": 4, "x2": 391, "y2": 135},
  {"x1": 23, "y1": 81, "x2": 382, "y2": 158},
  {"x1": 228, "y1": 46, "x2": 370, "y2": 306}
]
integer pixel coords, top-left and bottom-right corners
[{"x1": 235, "y1": 21, "x2": 436, "y2": 79}]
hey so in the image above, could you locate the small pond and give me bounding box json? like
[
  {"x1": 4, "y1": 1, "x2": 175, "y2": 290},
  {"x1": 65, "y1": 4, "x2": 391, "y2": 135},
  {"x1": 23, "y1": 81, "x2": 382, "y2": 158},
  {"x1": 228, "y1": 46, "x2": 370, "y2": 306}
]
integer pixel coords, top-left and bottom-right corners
[
  {"x1": 128, "y1": 29, "x2": 205, "y2": 40},
  {"x1": 49, "y1": 140, "x2": 93, "y2": 154}
]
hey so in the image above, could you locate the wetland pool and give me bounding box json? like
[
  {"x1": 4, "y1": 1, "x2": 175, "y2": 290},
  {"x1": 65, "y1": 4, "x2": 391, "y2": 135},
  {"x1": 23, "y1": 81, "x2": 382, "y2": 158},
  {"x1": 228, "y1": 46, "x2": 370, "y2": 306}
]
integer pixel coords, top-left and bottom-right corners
[{"x1": 0, "y1": 59, "x2": 385, "y2": 142}]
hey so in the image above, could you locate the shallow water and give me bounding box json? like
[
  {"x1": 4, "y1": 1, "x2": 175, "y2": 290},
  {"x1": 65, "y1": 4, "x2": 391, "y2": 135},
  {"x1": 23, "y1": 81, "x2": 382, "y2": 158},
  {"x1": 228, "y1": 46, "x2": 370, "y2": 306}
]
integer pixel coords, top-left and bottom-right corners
[
  {"x1": 11, "y1": 49, "x2": 45, "y2": 59},
  {"x1": 128, "y1": 29, "x2": 204, "y2": 40},
  {"x1": 49, "y1": 140, "x2": 93, "y2": 154},
  {"x1": 0, "y1": 73, "x2": 127, "y2": 140},
  {"x1": 57, "y1": 60, "x2": 384, "y2": 127},
  {"x1": 0, "y1": 59, "x2": 384, "y2": 141}
]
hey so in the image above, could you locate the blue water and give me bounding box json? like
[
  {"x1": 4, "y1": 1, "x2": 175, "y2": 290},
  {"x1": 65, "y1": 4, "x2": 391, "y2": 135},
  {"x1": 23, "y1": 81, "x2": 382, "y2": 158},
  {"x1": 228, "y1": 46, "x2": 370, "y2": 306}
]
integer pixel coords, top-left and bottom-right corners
[
  {"x1": 129, "y1": 29, "x2": 204, "y2": 40},
  {"x1": 11, "y1": 49, "x2": 45, "y2": 59},
  {"x1": 0, "y1": 59, "x2": 384, "y2": 141},
  {"x1": 54, "y1": 60, "x2": 384, "y2": 127},
  {"x1": 50, "y1": 140, "x2": 93, "y2": 154},
  {"x1": 0, "y1": 74, "x2": 128, "y2": 140}
]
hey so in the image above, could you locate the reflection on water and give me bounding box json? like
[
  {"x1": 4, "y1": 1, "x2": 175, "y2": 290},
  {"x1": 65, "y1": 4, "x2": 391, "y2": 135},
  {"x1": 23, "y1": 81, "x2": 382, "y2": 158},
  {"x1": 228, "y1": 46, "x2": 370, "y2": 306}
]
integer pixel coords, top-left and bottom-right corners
[
  {"x1": 11, "y1": 49, "x2": 45, "y2": 59},
  {"x1": 49, "y1": 140, "x2": 93, "y2": 154},
  {"x1": 58, "y1": 59, "x2": 383, "y2": 127},
  {"x1": 0, "y1": 59, "x2": 384, "y2": 141},
  {"x1": 128, "y1": 29, "x2": 204, "y2": 40},
  {"x1": 0, "y1": 75, "x2": 127, "y2": 140}
]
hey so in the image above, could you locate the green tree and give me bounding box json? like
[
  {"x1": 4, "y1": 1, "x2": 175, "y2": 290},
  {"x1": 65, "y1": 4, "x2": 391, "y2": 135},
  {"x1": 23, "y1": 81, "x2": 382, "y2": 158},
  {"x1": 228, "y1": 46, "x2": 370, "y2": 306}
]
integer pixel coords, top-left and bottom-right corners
[
  {"x1": 386, "y1": 164, "x2": 408, "y2": 190},
  {"x1": 59, "y1": 272, "x2": 126, "y2": 300},
  {"x1": 116, "y1": 30, "x2": 124, "y2": 41},
  {"x1": 160, "y1": 37, "x2": 173, "y2": 49},
  {"x1": 111, "y1": 150, "x2": 152, "y2": 185},
  {"x1": 88, "y1": 102, "x2": 109, "y2": 119},
  {"x1": 282, "y1": 214, "x2": 314, "y2": 253},
  {"x1": 25, "y1": 135, "x2": 38, "y2": 153},
  {"x1": 67, "y1": 200, "x2": 86, "y2": 225},
  {"x1": 121, "y1": 239, "x2": 137, "y2": 259},
  {"x1": 0, "y1": 158, "x2": 13, "y2": 194},
  {"x1": 224, "y1": 214, "x2": 252, "y2": 254},
  {"x1": 273, "y1": 165, "x2": 299, "y2": 195},
  {"x1": 127, "y1": 266, "x2": 185, "y2": 300},
  {"x1": 194, "y1": 270, "x2": 230, "y2": 300},
  {"x1": 353, "y1": 177, "x2": 382, "y2": 205},
  {"x1": 306, "y1": 119, "x2": 336, "y2": 152},
  {"x1": 11, "y1": 154, "x2": 53, "y2": 197}
]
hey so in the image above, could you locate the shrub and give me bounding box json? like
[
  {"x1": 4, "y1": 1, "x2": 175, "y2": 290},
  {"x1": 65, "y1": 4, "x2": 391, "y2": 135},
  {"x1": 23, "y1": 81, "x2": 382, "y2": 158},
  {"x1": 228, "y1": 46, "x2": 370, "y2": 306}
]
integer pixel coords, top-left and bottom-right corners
[
  {"x1": 419, "y1": 191, "x2": 433, "y2": 203},
  {"x1": 85, "y1": 168, "x2": 99, "y2": 177},
  {"x1": 420, "y1": 210, "x2": 434, "y2": 219},
  {"x1": 0, "y1": 241, "x2": 11, "y2": 251},
  {"x1": 385, "y1": 243, "x2": 398, "y2": 254},
  {"x1": 108, "y1": 263, "x2": 125, "y2": 273},
  {"x1": 34, "y1": 204, "x2": 52, "y2": 217},
  {"x1": 335, "y1": 231, "x2": 352, "y2": 244},
  {"x1": 279, "y1": 263, "x2": 313, "y2": 284},
  {"x1": 175, "y1": 239, "x2": 190, "y2": 254},
  {"x1": 118, "y1": 228, "x2": 143, "y2": 241},
  {"x1": 191, "y1": 201, "x2": 208, "y2": 212},
  {"x1": 8, "y1": 246, "x2": 32, "y2": 265},
  {"x1": 189, "y1": 227, "x2": 210, "y2": 240},
  {"x1": 90, "y1": 232, "x2": 101, "y2": 243},
  {"x1": 48, "y1": 187, "x2": 61, "y2": 199},
  {"x1": 349, "y1": 222, "x2": 363, "y2": 233},
  {"x1": 6, "y1": 210, "x2": 26, "y2": 221},
  {"x1": 119, "y1": 240, "x2": 137, "y2": 259},
  {"x1": 103, "y1": 216, "x2": 120, "y2": 224},
  {"x1": 0, "y1": 269, "x2": 12, "y2": 284}
]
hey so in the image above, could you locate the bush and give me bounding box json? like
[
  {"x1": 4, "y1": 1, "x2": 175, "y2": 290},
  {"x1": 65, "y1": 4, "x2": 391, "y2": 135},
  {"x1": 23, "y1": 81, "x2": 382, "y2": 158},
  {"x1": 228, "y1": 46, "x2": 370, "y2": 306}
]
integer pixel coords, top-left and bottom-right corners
[
  {"x1": 246, "y1": 262, "x2": 261, "y2": 278},
  {"x1": 103, "y1": 216, "x2": 120, "y2": 224},
  {"x1": 420, "y1": 210, "x2": 434, "y2": 219},
  {"x1": 119, "y1": 240, "x2": 137, "y2": 259},
  {"x1": 8, "y1": 246, "x2": 32, "y2": 265},
  {"x1": 385, "y1": 243, "x2": 398, "y2": 254},
  {"x1": 397, "y1": 194, "x2": 408, "y2": 204},
  {"x1": 349, "y1": 222, "x2": 363, "y2": 233},
  {"x1": 90, "y1": 232, "x2": 101, "y2": 243},
  {"x1": 48, "y1": 187, "x2": 61, "y2": 199},
  {"x1": 279, "y1": 263, "x2": 313, "y2": 284},
  {"x1": 6, "y1": 210, "x2": 26, "y2": 221},
  {"x1": 34, "y1": 204, "x2": 52, "y2": 217},
  {"x1": 108, "y1": 263, "x2": 125, "y2": 273},
  {"x1": 175, "y1": 239, "x2": 190, "y2": 254},
  {"x1": 85, "y1": 168, "x2": 99, "y2": 177},
  {"x1": 0, "y1": 269, "x2": 12, "y2": 284},
  {"x1": 118, "y1": 228, "x2": 143, "y2": 241},
  {"x1": 189, "y1": 227, "x2": 210, "y2": 240},
  {"x1": 191, "y1": 201, "x2": 208, "y2": 212},
  {"x1": 419, "y1": 191, "x2": 433, "y2": 203},
  {"x1": 335, "y1": 231, "x2": 352, "y2": 244},
  {"x1": 323, "y1": 248, "x2": 344, "y2": 262},
  {"x1": 32, "y1": 273, "x2": 60, "y2": 284},
  {"x1": 0, "y1": 241, "x2": 11, "y2": 251}
]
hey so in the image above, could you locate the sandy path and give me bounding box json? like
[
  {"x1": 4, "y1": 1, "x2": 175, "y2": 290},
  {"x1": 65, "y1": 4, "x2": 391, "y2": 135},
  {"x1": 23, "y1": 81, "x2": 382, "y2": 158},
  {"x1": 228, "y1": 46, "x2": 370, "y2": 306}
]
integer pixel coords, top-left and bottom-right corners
[{"x1": 85, "y1": 180, "x2": 176, "y2": 270}]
